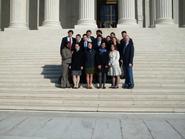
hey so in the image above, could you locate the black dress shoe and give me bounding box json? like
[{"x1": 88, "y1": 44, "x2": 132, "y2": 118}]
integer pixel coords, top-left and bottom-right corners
[
  {"x1": 123, "y1": 84, "x2": 129, "y2": 89},
  {"x1": 109, "y1": 86, "x2": 115, "y2": 88},
  {"x1": 128, "y1": 85, "x2": 134, "y2": 89}
]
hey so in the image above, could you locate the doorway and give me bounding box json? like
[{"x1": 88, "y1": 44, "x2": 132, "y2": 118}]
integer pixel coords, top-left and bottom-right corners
[{"x1": 97, "y1": 0, "x2": 118, "y2": 28}]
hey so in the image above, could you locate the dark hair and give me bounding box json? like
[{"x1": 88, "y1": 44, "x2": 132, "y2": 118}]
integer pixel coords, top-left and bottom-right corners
[
  {"x1": 110, "y1": 32, "x2": 115, "y2": 36},
  {"x1": 86, "y1": 30, "x2": 92, "y2": 33},
  {"x1": 121, "y1": 31, "x2": 127, "y2": 34},
  {"x1": 88, "y1": 42, "x2": 93, "y2": 45},
  {"x1": 111, "y1": 44, "x2": 118, "y2": 50},
  {"x1": 68, "y1": 30, "x2": 74, "y2": 34},
  {"x1": 76, "y1": 34, "x2": 81, "y2": 37},
  {"x1": 96, "y1": 30, "x2": 102, "y2": 34},
  {"x1": 101, "y1": 41, "x2": 106, "y2": 46},
  {"x1": 83, "y1": 34, "x2": 87, "y2": 37},
  {"x1": 106, "y1": 35, "x2": 111, "y2": 39}
]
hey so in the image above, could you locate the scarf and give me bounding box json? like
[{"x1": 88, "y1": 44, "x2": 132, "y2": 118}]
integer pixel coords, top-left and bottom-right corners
[{"x1": 99, "y1": 48, "x2": 107, "y2": 54}]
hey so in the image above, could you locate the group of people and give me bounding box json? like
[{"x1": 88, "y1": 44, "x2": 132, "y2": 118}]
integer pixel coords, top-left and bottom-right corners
[{"x1": 60, "y1": 29, "x2": 134, "y2": 89}]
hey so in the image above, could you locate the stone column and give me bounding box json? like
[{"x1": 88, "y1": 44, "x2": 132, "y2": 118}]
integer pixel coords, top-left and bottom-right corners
[
  {"x1": 42, "y1": 0, "x2": 61, "y2": 28},
  {"x1": 75, "y1": 0, "x2": 97, "y2": 29},
  {"x1": 117, "y1": 0, "x2": 137, "y2": 27},
  {"x1": 9, "y1": 0, "x2": 29, "y2": 29},
  {"x1": 156, "y1": 0, "x2": 174, "y2": 25},
  {"x1": 137, "y1": 0, "x2": 143, "y2": 27},
  {"x1": 150, "y1": 0, "x2": 156, "y2": 27},
  {"x1": 144, "y1": 0, "x2": 150, "y2": 27},
  {"x1": 182, "y1": 0, "x2": 185, "y2": 27},
  {"x1": 0, "y1": 0, "x2": 1, "y2": 30}
]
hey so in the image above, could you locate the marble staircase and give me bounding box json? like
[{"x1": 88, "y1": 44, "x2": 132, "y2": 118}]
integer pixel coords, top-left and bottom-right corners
[{"x1": 0, "y1": 28, "x2": 185, "y2": 112}]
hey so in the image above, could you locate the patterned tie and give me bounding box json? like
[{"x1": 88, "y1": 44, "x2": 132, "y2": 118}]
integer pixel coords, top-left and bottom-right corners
[{"x1": 69, "y1": 37, "x2": 72, "y2": 50}]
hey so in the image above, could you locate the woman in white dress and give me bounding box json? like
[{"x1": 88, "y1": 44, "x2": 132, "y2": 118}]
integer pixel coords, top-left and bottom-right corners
[{"x1": 108, "y1": 44, "x2": 121, "y2": 88}]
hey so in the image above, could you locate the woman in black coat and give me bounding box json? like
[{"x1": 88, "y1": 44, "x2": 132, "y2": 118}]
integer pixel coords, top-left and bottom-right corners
[
  {"x1": 96, "y1": 42, "x2": 109, "y2": 89},
  {"x1": 84, "y1": 42, "x2": 96, "y2": 89},
  {"x1": 71, "y1": 43, "x2": 84, "y2": 88}
]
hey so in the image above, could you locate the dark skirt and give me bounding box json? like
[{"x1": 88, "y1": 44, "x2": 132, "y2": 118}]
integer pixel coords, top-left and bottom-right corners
[
  {"x1": 71, "y1": 70, "x2": 82, "y2": 76},
  {"x1": 85, "y1": 68, "x2": 95, "y2": 74}
]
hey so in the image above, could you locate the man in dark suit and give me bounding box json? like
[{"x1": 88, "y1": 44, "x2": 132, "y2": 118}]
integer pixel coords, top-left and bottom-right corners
[
  {"x1": 120, "y1": 35, "x2": 134, "y2": 89},
  {"x1": 86, "y1": 30, "x2": 95, "y2": 43},
  {"x1": 60, "y1": 30, "x2": 76, "y2": 54},
  {"x1": 80, "y1": 34, "x2": 89, "y2": 52},
  {"x1": 119, "y1": 31, "x2": 133, "y2": 79}
]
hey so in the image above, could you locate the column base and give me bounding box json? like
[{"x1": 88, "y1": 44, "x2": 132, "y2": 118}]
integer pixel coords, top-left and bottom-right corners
[
  {"x1": 41, "y1": 20, "x2": 62, "y2": 29},
  {"x1": 156, "y1": 18, "x2": 175, "y2": 25},
  {"x1": 6, "y1": 23, "x2": 29, "y2": 30},
  {"x1": 75, "y1": 19, "x2": 97, "y2": 29},
  {"x1": 117, "y1": 19, "x2": 138, "y2": 27}
]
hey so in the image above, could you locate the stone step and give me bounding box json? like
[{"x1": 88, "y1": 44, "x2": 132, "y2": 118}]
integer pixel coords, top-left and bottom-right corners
[
  {"x1": 0, "y1": 73, "x2": 183, "y2": 77},
  {"x1": 0, "y1": 87, "x2": 184, "y2": 93},
  {"x1": 0, "y1": 70, "x2": 184, "y2": 74},
  {"x1": 0, "y1": 93, "x2": 185, "y2": 101},
  {"x1": 1, "y1": 29, "x2": 185, "y2": 112},
  {"x1": 0, "y1": 98, "x2": 185, "y2": 107},
  {"x1": 0, "y1": 103, "x2": 184, "y2": 112},
  {"x1": 0, "y1": 79, "x2": 184, "y2": 84},
  {"x1": 0, "y1": 136, "x2": 45, "y2": 139}
]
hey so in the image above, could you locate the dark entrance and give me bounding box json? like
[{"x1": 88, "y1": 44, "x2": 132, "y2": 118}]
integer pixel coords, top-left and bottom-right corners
[{"x1": 97, "y1": 0, "x2": 118, "y2": 28}]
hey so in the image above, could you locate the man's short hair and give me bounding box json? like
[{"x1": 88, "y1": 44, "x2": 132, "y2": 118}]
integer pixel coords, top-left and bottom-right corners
[
  {"x1": 110, "y1": 32, "x2": 115, "y2": 36},
  {"x1": 83, "y1": 34, "x2": 87, "y2": 37},
  {"x1": 96, "y1": 30, "x2": 102, "y2": 34},
  {"x1": 76, "y1": 34, "x2": 81, "y2": 37},
  {"x1": 86, "y1": 30, "x2": 92, "y2": 33},
  {"x1": 121, "y1": 31, "x2": 127, "y2": 34},
  {"x1": 68, "y1": 30, "x2": 74, "y2": 34}
]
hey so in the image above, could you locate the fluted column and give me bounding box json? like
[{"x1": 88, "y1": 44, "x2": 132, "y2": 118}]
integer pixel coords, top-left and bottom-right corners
[
  {"x1": 156, "y1": 0, "x2": 174, "y2": 25},
  {"x1": 117, "y1": 0, "x2": 137, "y2": 27},
  {"x1": 42, "y1": 0, "x2": 61, "y2": 28},
  {"x1": 75, "y1": 0, "x2": 97, "y2": 29},
  {"x1": 182, "y1": 0, "x2": 185, "y2": 27},
  {"x1": 0, "y1": 0, "x2": 2, "y2": 31},
  {"x1": 9, "y1": 0, "x2": 28, "y2": 29}
]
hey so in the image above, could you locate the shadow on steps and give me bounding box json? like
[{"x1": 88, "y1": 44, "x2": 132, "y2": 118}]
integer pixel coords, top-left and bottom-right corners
[{"x1": 41, "y1": 65, "x2": 62, "y2": 88}]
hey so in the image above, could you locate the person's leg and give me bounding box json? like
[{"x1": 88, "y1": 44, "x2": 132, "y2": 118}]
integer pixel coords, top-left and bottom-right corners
[
  {"x1": 116, "y1": 76, "x2": 120, "y2": 88},
  {"x1": 60, "y1": 65, "x2": 65, "y2": 88},
  {"x1": 124, "y1": 66, "x2": 129, "y2": 88},
  {"x1": 76, "y1": 75, "x2": 80, "y2": 88},
  {"x1": 61, "y1": 63, "x2": 67, "y2": 88},
  {"x1": 72, "y1": 75, "x2": 77, "y2": 88},
  {"x1": 66, "y1": 64, "x2": 70, "y2": 88},
  {"x1": 86, "y1": 74, "x2": 90, "y2": 88},
  {"x1": 102, "y1": 72, "x2": 107, "y2": 88},
  {"x1": 122, "y1": 64, "x2": 126, "y2": 79},
  {"x1": 112, "y1": 76, "x2": 116, "y2": 87},
  {"x1": 128, "y1": 67, "x2": 134, "y2": 88},
  {"x1": 98, "y1": 72, "x2": 102, "y2": 88},
  {"x1": 90, "y1": 74, "x2": 93, "y2": 88}
]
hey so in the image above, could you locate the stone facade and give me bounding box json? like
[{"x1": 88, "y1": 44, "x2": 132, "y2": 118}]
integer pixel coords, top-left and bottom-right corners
[{"x1": 0, "y1": 0, "x2": 185, "y2": 30}]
